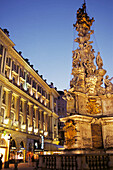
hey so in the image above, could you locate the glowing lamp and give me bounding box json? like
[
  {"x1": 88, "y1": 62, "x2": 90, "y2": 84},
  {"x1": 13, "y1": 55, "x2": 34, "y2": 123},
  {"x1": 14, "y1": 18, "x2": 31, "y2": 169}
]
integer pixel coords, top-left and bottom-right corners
[
  {"x1": 4, "y1": 118, "x2": 10, "y2": 124},
  {"x1": 44, "y1": 131, "x2": 48, "y2": 137},
  {"x1": 28, "y1": 126, "x2": 32, "y2": 132},
  {"x1": 34, "y1": 128, "x2": 38, "y2": 133}
]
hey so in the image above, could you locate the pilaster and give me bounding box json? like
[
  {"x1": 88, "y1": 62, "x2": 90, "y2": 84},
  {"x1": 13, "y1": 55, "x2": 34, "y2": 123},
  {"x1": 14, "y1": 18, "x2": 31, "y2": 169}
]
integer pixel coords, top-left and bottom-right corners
[
  {"x1": 50, "y1": 93, "x2": 54, "y2": 112},
  {"x1": 44, "y1": 112, "x2": 47, "y2": 131},
  {"x1": 29, "y1": 103, "x2": 33, "y2": 126},
  {"x1": 15, "y1": 95, "x2": 20, "y2": 121},
  {"x1": 0, "y1": 85, "x2": 3, "y2": 113},
  {"x1": 23, "y1": 100, "x2": 28, "y2": 124},
  {"x1": 5, "y1": 90, "x2": 12, "y2": 118}
]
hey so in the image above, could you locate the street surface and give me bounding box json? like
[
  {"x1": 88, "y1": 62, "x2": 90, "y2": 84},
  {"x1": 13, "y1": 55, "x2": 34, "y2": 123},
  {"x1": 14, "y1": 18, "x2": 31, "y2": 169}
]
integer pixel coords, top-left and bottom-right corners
[{"x1": 2, "y1": 162, "x2": 37, "y2": 170}]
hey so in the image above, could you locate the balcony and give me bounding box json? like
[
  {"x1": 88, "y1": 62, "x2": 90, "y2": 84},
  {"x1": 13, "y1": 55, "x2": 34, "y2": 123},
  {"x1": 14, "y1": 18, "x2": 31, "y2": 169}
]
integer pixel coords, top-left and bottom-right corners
[
  {"x1": 21, "y1": 124, "x2": 26, "y2": 130},
  {"x1": 13, "y1": 120, "x2": 19, "y2": 127},
  {"x1": 28, "y1": 126, "x2": 33, "y2": 132},
  {"x1": 34, "y1": 128, "x2": 38, "y2": 134}
]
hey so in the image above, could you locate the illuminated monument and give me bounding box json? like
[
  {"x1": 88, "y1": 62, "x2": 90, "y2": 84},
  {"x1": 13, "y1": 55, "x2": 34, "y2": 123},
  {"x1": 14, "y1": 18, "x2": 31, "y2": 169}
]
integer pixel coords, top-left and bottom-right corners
[
  {"x1": 61, "y1": 2, "x2": 113, "y2": 152},
  {"x1": 38, "y1": 2, "x2": 113, "y2": 169}
]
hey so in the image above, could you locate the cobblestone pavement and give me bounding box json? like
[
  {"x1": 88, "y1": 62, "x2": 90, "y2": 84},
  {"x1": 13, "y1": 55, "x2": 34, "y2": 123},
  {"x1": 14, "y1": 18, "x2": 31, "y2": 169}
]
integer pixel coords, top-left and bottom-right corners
[{"x1": 2, "y1": 162, "x2": 37, "y2": 170}]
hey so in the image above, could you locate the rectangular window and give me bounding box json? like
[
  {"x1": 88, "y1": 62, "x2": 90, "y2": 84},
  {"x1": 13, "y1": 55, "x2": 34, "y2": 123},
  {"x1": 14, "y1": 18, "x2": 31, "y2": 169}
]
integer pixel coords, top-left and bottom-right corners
[
  {"x1": 17, "y1": 65, "x2": 19, "y2": 73},
  {"x1": 12, "y1": 61, "x2": 14, "y2": 71},
  {"x1": 20, "y1": 100, "x2": 22, "y2": 112},
  {"x1": 6, "y1": 57, "x2": 11, "y2": 67},
  {"x1": 0, "y1": 44, "x2": 3, "y2": 55},
  {"x1": 27, "y1": 104, "x2": 29, "y2": 115},
  {"x1": 11, "y1": 96, "x2": 15, "y2": 108},
  {"x1": 38, "y1": 110, "x2": 40, "y2": 120},
  {"x1": 2, "y1": 91, "x2": 6, "y2": 104}
]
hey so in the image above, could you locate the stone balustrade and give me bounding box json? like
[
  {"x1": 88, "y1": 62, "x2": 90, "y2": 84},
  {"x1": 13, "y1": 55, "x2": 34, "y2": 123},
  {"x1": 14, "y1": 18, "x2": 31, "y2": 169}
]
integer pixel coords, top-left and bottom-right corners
[{"x1": 38, "y1": 153, "x2": 113, "y2": 170}]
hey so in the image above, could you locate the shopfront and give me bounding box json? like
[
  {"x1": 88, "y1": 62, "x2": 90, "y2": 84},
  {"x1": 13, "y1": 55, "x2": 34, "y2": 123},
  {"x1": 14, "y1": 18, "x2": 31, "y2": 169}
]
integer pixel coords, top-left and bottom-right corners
[
  {"x1": 0, "y1": 132, "x2": 11, "y2": 164},
  {"x1": 9, "y1": 140, "x2": 25, "y2": 162},
  {"x1": 9, "y1": 139, "x2": 17, "y2": 162}
]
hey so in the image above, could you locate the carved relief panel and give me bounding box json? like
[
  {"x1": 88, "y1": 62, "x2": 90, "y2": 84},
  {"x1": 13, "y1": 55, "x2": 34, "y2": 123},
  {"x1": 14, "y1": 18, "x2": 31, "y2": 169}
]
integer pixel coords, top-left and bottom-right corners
[
  {"x1": 81, "y1": 123, "x2": 92, "y2": 148},
  {"x1": 91, "y1": 124, "x2": 103, "y2": 148},
  {"x1": 103, "y1": 124, "x2": 113, "y2": 148},
  {"x1": 102, "y1": 98, "x2": 113, "y2": 115}
]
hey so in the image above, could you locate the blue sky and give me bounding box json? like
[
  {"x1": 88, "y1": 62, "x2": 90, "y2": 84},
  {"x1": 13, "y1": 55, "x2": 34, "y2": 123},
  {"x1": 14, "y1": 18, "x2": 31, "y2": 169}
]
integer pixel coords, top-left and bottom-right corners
[{"x1": 1, "y1": 0, "x2": 113, "y2": 90}]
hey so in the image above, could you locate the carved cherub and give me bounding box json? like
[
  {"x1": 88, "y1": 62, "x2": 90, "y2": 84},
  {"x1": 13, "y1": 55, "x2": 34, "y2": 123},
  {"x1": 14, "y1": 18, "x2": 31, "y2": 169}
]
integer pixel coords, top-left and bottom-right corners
[
  {"x1": 63, "y1": 89, "x2": 73, "y2": 101},
  {"x1": 73, "y1": 52, "x2": 80, "y2": 67},
  {"x1": 104, "y1": 75, "x2": 113, "y2": 93},
  {"x1": 96, "y1": 52, "x2": 103, "y2": 69}
]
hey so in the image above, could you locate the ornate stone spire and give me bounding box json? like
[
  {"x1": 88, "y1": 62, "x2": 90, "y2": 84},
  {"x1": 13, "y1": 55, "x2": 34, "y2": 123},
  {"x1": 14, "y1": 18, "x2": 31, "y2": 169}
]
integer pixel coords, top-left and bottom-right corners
[{"x1": 69, "y1": 2, "x2": 113, "y2": 96}]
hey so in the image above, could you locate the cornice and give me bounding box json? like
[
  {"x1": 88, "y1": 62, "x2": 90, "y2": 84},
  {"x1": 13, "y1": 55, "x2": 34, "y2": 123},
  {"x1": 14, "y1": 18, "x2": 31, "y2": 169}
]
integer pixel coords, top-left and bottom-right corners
[
  {"x1": 0, "y1": 74, "x2": 56, "y2": 115},
  {"x1": 8, "y1": 47, "x2": 54, "y2": 92},
  {"x1": 0, "y1": 28, "x2": 15, "y2": 47},
  {"x1": 60, "y1": 114, "x2": 93, "y2": 123}
]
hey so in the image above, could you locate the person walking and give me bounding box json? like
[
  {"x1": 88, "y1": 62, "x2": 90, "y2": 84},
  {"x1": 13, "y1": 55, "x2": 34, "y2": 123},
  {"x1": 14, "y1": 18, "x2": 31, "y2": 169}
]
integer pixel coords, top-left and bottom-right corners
[
  {"x1": 0, "y1": 155, "x2": 3, "y2": 170},
  {"x1": 31, "y1": 155, "x2": 35, "y2": 167},
  {"x1": 28, "y1": 154, "x2": 31, "y2": 167}
]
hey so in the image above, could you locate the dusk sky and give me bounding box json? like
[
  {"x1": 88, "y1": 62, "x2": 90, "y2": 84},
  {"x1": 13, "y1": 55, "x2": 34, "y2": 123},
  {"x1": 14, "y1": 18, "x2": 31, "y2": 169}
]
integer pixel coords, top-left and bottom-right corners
[{"x1": 1, "y1": 0, "x2": 113, "y2": 90}]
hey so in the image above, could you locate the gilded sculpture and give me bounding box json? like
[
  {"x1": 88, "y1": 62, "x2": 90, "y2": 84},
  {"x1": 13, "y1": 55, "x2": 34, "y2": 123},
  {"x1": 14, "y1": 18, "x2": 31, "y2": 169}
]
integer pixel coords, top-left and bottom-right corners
[
  {"x1": 63, "y1": 120, "x2": 77, "y2": 149},
  {"x1": 87, "y1": 98, "x2": 101, "y2": 114}
]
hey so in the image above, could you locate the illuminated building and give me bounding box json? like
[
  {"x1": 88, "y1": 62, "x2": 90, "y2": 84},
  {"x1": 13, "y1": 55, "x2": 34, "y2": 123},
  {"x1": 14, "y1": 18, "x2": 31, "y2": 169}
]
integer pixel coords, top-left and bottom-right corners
[
  {"x1": 57, "y1": 91, "x2": 67, "y2": 118},
  {"x1": 57, "y1": 91, "x2": 67, "y2": 146},
  {"x1": 0, "y1": 28, "x2": 59, "y2": 164}
]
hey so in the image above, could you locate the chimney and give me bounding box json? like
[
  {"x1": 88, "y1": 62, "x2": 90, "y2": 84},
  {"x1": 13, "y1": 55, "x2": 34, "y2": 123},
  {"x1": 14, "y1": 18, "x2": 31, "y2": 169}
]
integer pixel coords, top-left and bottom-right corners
[
  {"x1": 24, "y1": 58, "x2": 29, "y2": 63},
  {"x1": 35, "y1": 70, "x2": 38, "y2": 74},
  {"x1": 19, "y1": 51, "x2": 22, "y2": 55},
  {"x1": 40, "y1": 75, "x2": 43, "y2": 79},
  {"x1": 50, "y1": 82, "x2": 54, "y2": 88},
  {"x1": 3, "y1": 29, "x2": 10, "y2": 37},
  {"x1": 30, "y1": 64, "x2": 33, "y2": 68}
]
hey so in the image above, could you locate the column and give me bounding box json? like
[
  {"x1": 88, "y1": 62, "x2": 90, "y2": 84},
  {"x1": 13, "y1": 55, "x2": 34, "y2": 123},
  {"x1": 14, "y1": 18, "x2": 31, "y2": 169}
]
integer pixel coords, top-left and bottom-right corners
[
  {"x1": 48, "y1": 114, "x2": 53, "y2": 139},
  {"x1": 29, "y1": 103, "x2": 33, "y2": 126},
  {"x1": 35, "y1": 107, "x2": 39, "y2": 129},
  {"x1": 9, "y1": 59, "x2": 12, "y2": 80},
  {"x1": 0, "y1": 85, "x2": 3, "y2": 114},
  {"x1": 44, "y1": 112, "x2": 47, "y2": 131},
  {"x1": 5, "y1": 90, "x2": 12, "y2": 118},
  {"x1": 50, "y1": 93, "x2": 54, "y2": 112},
  {"x1": 23, "y1": 100, "x2": 27, "y2": 124},
  {"x1": 1, "y1": 47, "x2": 7, "y2": 74},
  {"x1": 39, "y1": 109, "x2": 43, "y2": 130},
  {"x1": 15, "y1": 96, "x2": 20, "y2": 121}
]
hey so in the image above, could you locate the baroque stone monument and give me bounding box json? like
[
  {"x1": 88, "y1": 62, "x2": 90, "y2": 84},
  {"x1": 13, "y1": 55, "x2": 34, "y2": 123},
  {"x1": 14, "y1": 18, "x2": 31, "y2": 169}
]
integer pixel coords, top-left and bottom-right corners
[
  {"x1": 61, "y1": 2, "x2": 113, "y2": 153},
  {"x1": 38, "y1": 2, "x2": 113, "y2": 169}
]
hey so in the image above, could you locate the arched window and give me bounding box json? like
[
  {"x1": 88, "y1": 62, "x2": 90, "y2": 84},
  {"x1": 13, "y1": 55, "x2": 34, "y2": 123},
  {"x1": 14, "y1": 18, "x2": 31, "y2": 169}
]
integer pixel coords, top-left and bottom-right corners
[
  {"x1": 20, "y1": 141, "x2": 24, "y2": 149},
  {"x1": 10, "y1": 139, "x2": 16, "y2": 149}
]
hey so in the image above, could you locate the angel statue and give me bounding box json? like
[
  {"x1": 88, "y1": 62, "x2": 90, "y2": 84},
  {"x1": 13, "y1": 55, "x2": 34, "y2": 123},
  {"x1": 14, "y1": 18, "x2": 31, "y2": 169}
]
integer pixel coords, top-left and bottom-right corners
[
  {"x1": 104, "y1": 75, "x2": 113, "y2": 93},
  {"x1": 96, "y1": 52, "x2": 103, "y2": 69},
  {"x1": 63, "y1": 89, "x2": 73, "y2": 101}
]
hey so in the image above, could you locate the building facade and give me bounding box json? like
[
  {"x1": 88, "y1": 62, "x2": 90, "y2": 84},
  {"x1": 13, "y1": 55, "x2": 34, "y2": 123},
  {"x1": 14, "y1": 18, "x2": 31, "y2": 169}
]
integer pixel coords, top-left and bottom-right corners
[
  {"x1": 57, "y1": 91, "x2": 67, "y2": 146},
  {"x1": 0, "y1": 28, "x2": 59, "y2": 164},
  {"x1": 57, "y1": 91, "x2": 67, "y2": 118}
]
